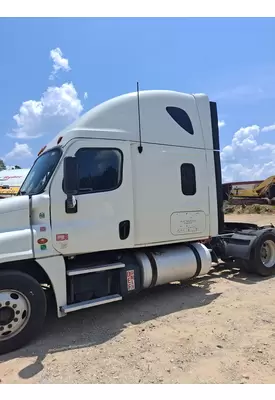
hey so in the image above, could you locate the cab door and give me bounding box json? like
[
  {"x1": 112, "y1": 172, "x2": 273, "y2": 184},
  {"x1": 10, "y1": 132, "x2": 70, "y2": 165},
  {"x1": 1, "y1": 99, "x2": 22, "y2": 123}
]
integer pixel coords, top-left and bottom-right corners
[{"x1": 50, "y1": 139, "x2": 134, "y2": 256}]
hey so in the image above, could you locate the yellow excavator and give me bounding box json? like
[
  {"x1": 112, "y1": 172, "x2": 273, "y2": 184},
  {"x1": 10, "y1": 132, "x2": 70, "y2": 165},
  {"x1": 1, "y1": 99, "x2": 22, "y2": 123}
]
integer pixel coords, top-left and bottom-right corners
[{"x1": 229, "y1": 175, "x2": 275, "y2": 201}]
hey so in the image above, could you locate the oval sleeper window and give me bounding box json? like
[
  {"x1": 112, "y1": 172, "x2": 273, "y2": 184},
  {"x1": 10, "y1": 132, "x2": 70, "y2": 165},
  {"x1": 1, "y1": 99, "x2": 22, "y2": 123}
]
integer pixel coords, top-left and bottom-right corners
[{"x1": 166, "y1": 106, "x2": 194, "y2": 135}]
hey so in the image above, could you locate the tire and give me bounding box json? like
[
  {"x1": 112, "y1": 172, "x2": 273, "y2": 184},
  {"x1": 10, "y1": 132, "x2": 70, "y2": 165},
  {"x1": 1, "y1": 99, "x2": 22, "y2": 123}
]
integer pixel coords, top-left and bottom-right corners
[
  {"x1": 0, "y1": 270, "x2": 47, "y2": 355},
  {"x1": 250, "y1": 231, "x2": 275, "y2": 277},
  {"x1": 236, "y1": 259, "x2": 253, "y2": 273}
]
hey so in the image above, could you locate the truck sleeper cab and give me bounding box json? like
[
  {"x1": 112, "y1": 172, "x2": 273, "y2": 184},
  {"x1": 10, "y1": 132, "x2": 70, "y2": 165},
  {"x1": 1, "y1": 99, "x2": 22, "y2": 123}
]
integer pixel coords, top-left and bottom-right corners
[{"x1": 0, "y1": 90, "x2": 275, "y2": 355}]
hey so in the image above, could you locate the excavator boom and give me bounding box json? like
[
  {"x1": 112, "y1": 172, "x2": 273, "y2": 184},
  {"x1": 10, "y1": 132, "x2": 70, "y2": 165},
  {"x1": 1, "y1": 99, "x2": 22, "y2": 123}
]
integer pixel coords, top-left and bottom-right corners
[{"x1": 229, "y1": 175, "x2": 275, "y2": 202}]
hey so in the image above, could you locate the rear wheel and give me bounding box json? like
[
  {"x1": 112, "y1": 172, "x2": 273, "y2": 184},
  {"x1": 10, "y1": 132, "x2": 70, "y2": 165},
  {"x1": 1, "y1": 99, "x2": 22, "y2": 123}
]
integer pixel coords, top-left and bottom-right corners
[
  {"x1": 250, "y1": 232, "x2": 275, "y2": 276},
  {"x1": 0, "y1": 270, "x2": 47, "y2": 355}
]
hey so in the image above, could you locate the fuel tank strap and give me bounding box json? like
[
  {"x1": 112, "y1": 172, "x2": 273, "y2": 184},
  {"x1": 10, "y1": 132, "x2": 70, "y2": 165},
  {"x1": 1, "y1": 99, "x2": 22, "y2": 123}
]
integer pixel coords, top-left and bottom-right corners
[
  {"x1": 144, "y1": 251, "x2": 158, "y2": 288},
  {"x1": 185, "y1": 244, "x2": 202, "y2": 278}
]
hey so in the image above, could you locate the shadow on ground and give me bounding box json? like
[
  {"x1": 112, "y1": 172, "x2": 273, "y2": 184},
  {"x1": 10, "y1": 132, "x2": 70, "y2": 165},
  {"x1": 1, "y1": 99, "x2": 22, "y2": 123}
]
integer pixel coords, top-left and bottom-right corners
[
  {"x1": 0, "y1": 266, "x2": 273, "y2": 380},
  {"x1": 210, "y1": 262, "x2": 275, "y2": 286},
  {"x1": 0, "y1": 278, "x2": 220, "y2": 377}
]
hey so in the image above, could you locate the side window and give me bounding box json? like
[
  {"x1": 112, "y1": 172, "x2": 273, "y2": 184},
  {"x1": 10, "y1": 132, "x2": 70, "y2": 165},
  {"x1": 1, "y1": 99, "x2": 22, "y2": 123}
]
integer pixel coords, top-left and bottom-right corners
[
  {"x1": 180, "y1": 163, "x2": 196, "y2": 196},
  {"x1": 166, "y1": 106, "x2": 194, "y2": 135},
  {"x1": 75, "y1": 148, "x2": 123, "y2": 193}
]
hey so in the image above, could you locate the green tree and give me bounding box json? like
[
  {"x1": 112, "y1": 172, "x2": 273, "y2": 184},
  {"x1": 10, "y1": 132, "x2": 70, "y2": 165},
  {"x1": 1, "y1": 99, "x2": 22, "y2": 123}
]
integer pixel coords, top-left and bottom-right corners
[{"x1": 0, "y1": 159, "x2": 6, "y2": 171}]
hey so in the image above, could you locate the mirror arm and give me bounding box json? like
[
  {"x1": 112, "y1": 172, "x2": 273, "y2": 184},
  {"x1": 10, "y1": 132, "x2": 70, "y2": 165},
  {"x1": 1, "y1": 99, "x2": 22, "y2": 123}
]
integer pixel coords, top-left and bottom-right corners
[
  {"x1": 63, "y1": 156, "x2": 79, "y2": 214},
  {"x1": 65, "y1": 194, "x2": 78, "y2": 214},
  {"x1": 67, "y1": 194, "x2": 76, "y2": 209}
]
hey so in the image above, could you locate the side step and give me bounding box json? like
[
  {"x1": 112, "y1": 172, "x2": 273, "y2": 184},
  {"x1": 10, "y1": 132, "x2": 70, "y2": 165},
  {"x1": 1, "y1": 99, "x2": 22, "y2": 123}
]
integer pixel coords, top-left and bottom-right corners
[
  {"x1": 67, "y1": 262, "x2": 125, "y2": 276},
  {"x1": 61, "y1": 294, "x2": 122, "y2": 314}
]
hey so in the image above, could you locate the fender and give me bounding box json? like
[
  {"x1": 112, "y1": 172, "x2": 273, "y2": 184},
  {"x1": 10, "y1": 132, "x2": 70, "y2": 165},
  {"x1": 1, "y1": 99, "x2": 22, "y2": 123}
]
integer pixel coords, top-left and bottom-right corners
[
  {"x1": 221, "y1": 228, "x2": 275, "y2": 261},
  {"x1": 36, "y1": 256, "x2": 67, "y2": 317}
]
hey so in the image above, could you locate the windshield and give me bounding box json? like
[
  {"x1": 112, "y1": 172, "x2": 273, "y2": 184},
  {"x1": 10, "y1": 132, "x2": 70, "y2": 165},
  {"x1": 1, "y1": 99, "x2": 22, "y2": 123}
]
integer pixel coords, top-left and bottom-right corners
[{"x1": 19, "y1": 148, "x2": 62, "y2": 196}]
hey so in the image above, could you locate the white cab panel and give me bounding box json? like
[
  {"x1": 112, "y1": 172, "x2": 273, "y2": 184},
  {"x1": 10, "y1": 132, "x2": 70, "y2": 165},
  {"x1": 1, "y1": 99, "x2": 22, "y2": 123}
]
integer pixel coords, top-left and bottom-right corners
[
  {"x1": 49, "y1": 138, "x2": 134, "y2": 255},
  {"x1": 31, "y1": 194, "x2": 60, "y2": 258},
  {"x1": 132, "y1": 143, "x2": 211, "y2": 245},
  {"x1": 36, "y1": 256, "x2": 67, "y2": 317},
  {"x1": 47, "y1": 91, "x2": 209, "y2": 150}
]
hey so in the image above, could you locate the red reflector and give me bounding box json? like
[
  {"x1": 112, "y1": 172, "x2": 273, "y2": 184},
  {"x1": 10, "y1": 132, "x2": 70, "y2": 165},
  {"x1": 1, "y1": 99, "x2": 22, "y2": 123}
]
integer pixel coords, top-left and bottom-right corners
[{"x1": 37, "y1": 238, "x2": 48, "y2": 245}]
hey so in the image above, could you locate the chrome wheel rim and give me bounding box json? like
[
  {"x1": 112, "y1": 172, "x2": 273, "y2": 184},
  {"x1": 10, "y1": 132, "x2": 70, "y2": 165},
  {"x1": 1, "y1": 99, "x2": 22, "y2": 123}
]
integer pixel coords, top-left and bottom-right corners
[{"x1": 0, "y1": 290, "x2": 31, "y2": 341}]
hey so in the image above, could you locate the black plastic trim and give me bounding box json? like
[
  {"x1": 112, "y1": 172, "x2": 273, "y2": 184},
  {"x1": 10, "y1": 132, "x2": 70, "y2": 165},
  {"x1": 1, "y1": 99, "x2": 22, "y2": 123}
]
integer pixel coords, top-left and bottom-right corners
[
  {"x1": 65, "y1": 198, "x2": 78, "y2": 214},
  {"x1": 210, "y1": 101, "x2": 224, "y2": 234},
  {"x1": 119, "y1": 220, "x2": 130, "y2": 240}
]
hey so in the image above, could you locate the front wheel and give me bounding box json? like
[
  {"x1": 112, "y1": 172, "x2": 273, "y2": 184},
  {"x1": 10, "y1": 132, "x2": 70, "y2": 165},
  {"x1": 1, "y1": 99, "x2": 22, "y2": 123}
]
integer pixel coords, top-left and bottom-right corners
[{"x1": 0, "y1": 270, "x2": 47, "y2": 355}]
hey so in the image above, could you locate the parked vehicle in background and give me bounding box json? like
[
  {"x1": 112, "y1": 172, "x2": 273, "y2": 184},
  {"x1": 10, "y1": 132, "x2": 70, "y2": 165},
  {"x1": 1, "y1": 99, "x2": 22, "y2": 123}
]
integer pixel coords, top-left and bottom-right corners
[{"x1": 0, "y1": 169, "x2": 30, "y2": 198}]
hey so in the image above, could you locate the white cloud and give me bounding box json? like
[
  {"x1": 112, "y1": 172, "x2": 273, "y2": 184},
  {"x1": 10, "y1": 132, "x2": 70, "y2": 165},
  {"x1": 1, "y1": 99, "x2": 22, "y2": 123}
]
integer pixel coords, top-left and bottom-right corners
[
  {"x1": 84, "y1": 92, "x2": 88, "y2": 100},
  {"x1": 49, "y1": 48, "x2": 71, "y2": 80},
  {"x1": 4, "y1": 143, "x2": 32, "y2": 160},
  {"x1": 9, "y1": 82, "x2": 83, "y2": 139},
  {"x1": 8, "y1": 47, "x2": 84, "y2": 140},
  {"x1": 221, "y1": 124, "x2": 275, "y2": 182},
  {"x1": 4, "y1": 47, "x2": 86, "y2": 169},
  {"x1": 261, "y1": 124, "x2": 275, "y2": 133},
  {"x1": 218, "y1": 120, "x2": 225, "y2": 128}
]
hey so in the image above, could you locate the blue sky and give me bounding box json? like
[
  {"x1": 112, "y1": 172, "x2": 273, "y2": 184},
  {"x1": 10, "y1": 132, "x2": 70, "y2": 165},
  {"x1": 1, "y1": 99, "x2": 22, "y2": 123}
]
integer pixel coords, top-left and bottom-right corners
[{"x1": 1, "y1": 17, "x2": 275, "y2": 181}]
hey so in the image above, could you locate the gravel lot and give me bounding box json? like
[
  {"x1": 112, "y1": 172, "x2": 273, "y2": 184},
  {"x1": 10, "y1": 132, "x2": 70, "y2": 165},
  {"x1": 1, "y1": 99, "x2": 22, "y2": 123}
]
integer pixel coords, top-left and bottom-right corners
[{"x1": 1, "y1": 214, "x2": 275, "y2": 384}]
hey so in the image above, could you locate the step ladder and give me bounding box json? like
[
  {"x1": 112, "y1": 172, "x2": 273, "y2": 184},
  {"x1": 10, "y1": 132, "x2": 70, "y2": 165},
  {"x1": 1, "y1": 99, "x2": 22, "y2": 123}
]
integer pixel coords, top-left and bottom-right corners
[
  {"x1": 61, "y1": 294, "x2": 122, "y2": 314},
  {"x1": 66, "y1": 262, "x2": 125, "y2": 276},
  {"x1": 62, "y1": 262, "x2": 125, "y2": 314}
]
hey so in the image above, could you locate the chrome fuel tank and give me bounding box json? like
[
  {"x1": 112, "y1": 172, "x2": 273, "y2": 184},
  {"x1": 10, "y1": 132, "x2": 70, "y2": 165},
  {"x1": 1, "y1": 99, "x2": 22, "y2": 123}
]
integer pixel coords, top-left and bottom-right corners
[{"x1": 134, "y1": 243, "x2": 212, "y2": 289}]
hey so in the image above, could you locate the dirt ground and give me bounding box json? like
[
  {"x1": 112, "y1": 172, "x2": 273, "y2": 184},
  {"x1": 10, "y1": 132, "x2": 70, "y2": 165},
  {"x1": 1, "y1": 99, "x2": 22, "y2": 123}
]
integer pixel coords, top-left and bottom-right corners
[{"x1": 1, "y1": 214, "x2": 275, "y2": 384}]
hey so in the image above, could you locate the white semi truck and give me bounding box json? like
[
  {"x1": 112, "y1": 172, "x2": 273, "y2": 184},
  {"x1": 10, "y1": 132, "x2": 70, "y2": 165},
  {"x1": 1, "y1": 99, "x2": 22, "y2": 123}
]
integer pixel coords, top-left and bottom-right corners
[{"x1": 1, "y1": 89, "x2": 275, "y2": 355}]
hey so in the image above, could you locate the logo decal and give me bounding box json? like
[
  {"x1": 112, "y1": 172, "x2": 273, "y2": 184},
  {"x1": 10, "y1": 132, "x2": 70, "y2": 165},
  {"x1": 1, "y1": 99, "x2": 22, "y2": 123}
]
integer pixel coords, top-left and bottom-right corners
[
  {"x1": 0, "y1": 175, "x2": 24, "y2": 182},
  {"x1": 39, "y1": 212, "x2": 45, "y2": 219},
  {"x1": 40, "y1": 226, "x2": 46, "y2": 232}
]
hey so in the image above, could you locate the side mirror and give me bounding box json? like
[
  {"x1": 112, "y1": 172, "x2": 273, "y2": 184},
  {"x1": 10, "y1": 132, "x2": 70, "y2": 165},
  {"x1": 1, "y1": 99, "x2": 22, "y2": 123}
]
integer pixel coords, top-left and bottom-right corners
[
  {"x1": 64, "y1": 157, "x2": 79, "y2": 195},
  {"x1": 63, "y1": 157, "x2": 79, "y2": 213}
]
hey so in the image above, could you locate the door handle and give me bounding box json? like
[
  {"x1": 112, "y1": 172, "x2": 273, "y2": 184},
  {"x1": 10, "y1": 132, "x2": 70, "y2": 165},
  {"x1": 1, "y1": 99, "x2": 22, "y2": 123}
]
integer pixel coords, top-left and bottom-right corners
[{"x1": 119, "y1": 220, "x2": 130, "y2": 240}]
